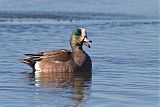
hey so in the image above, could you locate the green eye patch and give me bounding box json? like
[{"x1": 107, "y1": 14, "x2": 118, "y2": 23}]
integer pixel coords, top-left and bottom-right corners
[{"x1": 72, "y1": 29, "x2": 81, "y2": 36}]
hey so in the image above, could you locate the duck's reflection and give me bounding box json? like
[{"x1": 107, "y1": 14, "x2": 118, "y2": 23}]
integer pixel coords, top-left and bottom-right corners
[{"x1": 27, "y1": 71, "x2": 92, "y2": 106}]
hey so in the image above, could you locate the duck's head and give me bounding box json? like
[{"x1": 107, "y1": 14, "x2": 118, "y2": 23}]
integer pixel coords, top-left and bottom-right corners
[{"x1": 70, "y1": 28, "x2": 92, "y2": 49}]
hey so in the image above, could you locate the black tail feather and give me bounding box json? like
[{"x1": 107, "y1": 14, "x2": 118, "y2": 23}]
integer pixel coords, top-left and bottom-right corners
[
  {"x1": 24, "y1": 54, "x2": 42, "y2": 57},
  {"x1": 19, "y1": 59, "x2": 30, "y2": 64},
  {"x1": 18, "y1": 58, "x2": 36, "y2": 71}
]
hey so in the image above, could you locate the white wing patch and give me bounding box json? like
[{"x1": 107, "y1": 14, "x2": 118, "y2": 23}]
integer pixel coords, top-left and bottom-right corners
[{"x1": 52, "y1": 61, "x2": 63, "y2": 63}]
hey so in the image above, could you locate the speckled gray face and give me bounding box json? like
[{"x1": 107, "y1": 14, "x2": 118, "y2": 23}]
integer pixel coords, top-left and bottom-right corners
[{"x1": 72, "y1": 28, "x2": 92, "y2": 48}]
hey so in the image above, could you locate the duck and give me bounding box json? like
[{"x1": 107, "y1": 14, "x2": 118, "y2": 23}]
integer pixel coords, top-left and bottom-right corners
[{"x1": 19, "y1": 28, "x2": 92, "y2": 72}]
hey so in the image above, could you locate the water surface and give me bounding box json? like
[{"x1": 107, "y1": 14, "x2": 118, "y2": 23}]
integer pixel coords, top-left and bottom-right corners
[{"x1": 0, "y1": 0, "x2": 159, "y2": 107}]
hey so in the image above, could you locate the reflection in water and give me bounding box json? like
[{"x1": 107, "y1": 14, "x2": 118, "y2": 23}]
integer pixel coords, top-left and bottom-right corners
[{"x1": 27, "y1": 71, "x2": 92, "y2": 106}]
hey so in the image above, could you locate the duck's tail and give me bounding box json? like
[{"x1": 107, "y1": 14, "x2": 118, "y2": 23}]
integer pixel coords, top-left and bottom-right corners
[
  {"x1": 18, "y1": 54, "x2": 42, "y2": 71},
  {"x1": 18, "y1": 58, "x2": 36, "y2": 71}
]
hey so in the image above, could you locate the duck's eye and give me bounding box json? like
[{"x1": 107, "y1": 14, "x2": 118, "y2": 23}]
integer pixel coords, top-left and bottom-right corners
[{"x1": 72, "y1": 29, "x2": 81, "y2": 36}]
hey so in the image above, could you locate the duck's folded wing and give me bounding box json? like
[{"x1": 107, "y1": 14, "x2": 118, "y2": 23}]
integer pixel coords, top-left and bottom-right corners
[{"x1": 25, "y1": 49, "x2": 71, "y2": 62}]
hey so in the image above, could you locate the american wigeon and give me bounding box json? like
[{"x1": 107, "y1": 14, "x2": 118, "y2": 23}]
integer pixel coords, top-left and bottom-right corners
[{"x1": 19, "y1": 28, "x2": 92, "y2": 72}]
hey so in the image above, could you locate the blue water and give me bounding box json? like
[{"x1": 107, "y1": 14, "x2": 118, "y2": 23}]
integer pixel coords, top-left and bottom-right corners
[{"x1": 0, "y1": 0, "x2": 159, "y2": 107}]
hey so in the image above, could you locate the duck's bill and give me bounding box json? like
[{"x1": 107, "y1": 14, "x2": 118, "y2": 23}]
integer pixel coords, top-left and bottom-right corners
[{"x1": 84, "y1": 37, "x2": 92, "y2": 48}]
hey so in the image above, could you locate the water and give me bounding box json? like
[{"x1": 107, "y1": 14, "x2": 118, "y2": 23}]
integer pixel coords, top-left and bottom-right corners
[{"x1": 0, "y1": 0, "x2": 159, "y2": 107}]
